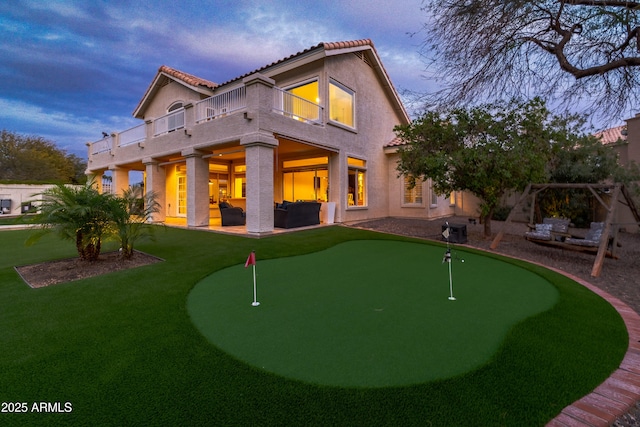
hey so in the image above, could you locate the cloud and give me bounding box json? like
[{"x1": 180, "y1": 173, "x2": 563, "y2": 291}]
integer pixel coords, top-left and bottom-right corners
[
  {"x1": 21, "y1": 0, "x2": 92, "y2": 20},
  {"x1": 0, "y1": 97, "x2": 138, "y2": 154},
  {"x1": 0, "y1": 0, "x2": 436, "y2": 157}
]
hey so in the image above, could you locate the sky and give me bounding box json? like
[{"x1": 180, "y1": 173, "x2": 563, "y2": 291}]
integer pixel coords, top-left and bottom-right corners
[{"x1": 0, "y1": 0, "x2": 435, "y2": 158}]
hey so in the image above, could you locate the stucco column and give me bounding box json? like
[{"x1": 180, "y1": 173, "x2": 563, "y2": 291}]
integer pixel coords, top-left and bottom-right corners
[
  {"x1": 183, "y1": 148, "x2": 209, "y2": 227},
  {"x1": 241, "y1": 131, "x2": 278, "y2": 234},
  {"x1": 85, "y1": 171, "x2": 105, "y2": 193},
  {"x1": 329, "y1": 151, "x2": 349, "y2": 224},
  {"x1": 143, "y1": 158, "x2": 166, "y2": 223},
  {"x1": 109, "y1": 166, "x2": 129, "y2": 196}
]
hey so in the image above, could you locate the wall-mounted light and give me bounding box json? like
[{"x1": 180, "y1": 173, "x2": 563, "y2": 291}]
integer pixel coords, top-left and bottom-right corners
[{"x1": 184, "y1": 129, "x2": 192, "y2": 137}]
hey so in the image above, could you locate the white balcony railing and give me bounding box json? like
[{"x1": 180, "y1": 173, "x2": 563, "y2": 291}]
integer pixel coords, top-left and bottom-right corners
[
  {"x1": 195, "y1": 86, "x2": 247, "y2": 123},
  {"x1": 91, "y1": 137, "x2": 112, "y2": 154},
  {"x1": 273, "y1": 88, "x2": 323, "y2": 124},
  {"x1": 154, "y1": 109, "x2": 185, "y2": 136},
  {"x1": 118, "y1": 123, "x2": 146, "y2": 147},
  {"x1": 89, "y1": 83, "x2": 329, "y2": 158}
]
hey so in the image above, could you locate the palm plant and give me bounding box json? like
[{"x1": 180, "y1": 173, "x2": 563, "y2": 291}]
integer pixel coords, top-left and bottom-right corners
[
  {"x1": 111, "y1": 186, "x2": 161, "y2": 260},
  {"x1": 27, "y1": 181, "x2": 117, "y2": 261}
]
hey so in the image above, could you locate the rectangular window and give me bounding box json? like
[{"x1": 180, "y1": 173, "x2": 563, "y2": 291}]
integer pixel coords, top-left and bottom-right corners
[
  {"x1": 329, "y1": 80, "x2": 354, "y2": 128},
  {"x1": 233, "y1": 165, "x2": 246, "y2": 198},
  {"x1": 284, "y1": 80, "x2": 320, "y2": 122},
  {"x1": 430, "y1": 183, "x2": 438, "y2": 207},
  {"x1": 403, "y1": 176, "x2": 423, "y2": 205},
  {"x1": 177, "y1": 175, "x2": 187, "y2": 216},
  {"x1": 282, "y1": 169, "x2": 329, "y2": 202},
  {"x1": 347, "y1": 157, "x2": 366, "y2": 206}
]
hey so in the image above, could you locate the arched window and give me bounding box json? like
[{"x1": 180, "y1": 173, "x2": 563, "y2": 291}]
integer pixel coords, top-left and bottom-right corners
[{"x1": 168, "y1": 102, "x2": 183, "y2": 113}]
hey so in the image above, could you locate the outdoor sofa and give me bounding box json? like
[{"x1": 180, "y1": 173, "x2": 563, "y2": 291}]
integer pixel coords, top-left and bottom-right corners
[
  {"x1": 274, "y1": 201, "x2": 321, "y2": 229},
  {"x1": 219, "y1": 202, "x2": 246, "y2": 226}
]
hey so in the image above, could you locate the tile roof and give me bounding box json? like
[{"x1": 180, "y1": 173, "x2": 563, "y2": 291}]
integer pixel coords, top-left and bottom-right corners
[
  {"x1": 134, "y1": 39, "x2": 408, "y2": 123},
  {"x1": 323, "y1": 39, "x2": 374, "y2": 51},
  {"x1": 384, "y1": 136, "x2": 405, "y2": 148},
  {"x1": 595, "y1": 125, "x2": 627, "y2": 145},
  {"x1": 217, "y1": 39, "x2": 376, "y2": 87},
  {"x1": 158, "y1": 65, "x2": 217, "y2": 90}
]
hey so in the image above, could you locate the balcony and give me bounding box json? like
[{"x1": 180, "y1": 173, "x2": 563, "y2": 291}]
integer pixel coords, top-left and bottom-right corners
[
  {"x1": 195, "y1": 86, "x2": 246, "y2": 123},
  {"x1": 154, "y1": 109, "x2": 185, "y2": 136},
  {"x1": 88, "y1": 82, "x2": 323, "y2": 158},
  {"x1": 91, "y1": 136, "x2": 112, "y2": 154},
  {"x1": 119, "y1": 123, "x2": 146, "y2": 147},
  {"x1": 273, "y1": 88, "x2": 323, "y2": 124}
]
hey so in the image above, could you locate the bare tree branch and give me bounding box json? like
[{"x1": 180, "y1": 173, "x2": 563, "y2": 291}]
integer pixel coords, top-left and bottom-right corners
[{"x1": 419, "y1": 0, "x2": 640, "y2": 123}]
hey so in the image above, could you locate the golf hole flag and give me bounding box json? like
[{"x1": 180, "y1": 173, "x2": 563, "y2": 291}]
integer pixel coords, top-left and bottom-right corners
[
  {"x1": 245, "y1": 251, "x2": 256, "y2": 268},
  {"x1": 245, "y1": 251, "x2": 260, "y2": 306}
]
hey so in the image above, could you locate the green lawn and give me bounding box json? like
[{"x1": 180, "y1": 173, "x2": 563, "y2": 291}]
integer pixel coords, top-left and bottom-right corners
[{"x1": 0, "y1": 225, "x2": 628, "y2": 426}]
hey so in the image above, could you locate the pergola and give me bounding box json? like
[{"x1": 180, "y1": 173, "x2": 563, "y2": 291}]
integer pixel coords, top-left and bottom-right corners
[{"x1": 490, "y1": 183, "x2": 640, "y2": 277}]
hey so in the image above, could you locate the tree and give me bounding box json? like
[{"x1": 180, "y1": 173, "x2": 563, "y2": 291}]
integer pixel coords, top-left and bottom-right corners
[
  {"x1": 111, "y1": 186, "x2": 160, "y2": 260},
  {"x1": 395, "y1": 98, "x2": 588, "y2": 237},
  {"x1": 418, "y1": 1, "x2": 640, "y2": 121},
  {"x1": 27, "y1": 181, "x2": 116, "y2": 261},
  {"x1": 0, "y1": 130, "x2": 86, "y2": 183},
  {"x1": 536, "y1": 113, "x2": 640, "y2": 224}
]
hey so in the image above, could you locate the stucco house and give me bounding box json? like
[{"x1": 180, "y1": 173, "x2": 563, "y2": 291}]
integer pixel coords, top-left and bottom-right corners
[
  {"x1": 0, "y1": 184, "x2": 53, "y2": 215},
  {"x1": 86, "y1": 39, "x2": 463, "y2": 234}
]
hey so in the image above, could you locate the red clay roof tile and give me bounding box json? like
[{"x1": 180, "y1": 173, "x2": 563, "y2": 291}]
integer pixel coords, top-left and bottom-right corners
[
  {"x1": 159, "y1": 65, "x2": 217, "y2": 89},
  {"x1": 595, "y1": 125, "x2": 627, "y2": 145},
  {"x1": 384, "y1": 136, "x2": 406, "y2": 148}
]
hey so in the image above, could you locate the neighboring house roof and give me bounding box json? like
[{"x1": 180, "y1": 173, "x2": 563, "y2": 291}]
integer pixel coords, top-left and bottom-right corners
[
  {"x1": 595, "y1": 125, "x2": 627, "y2": 146},
  {"x1": 133, "y1": 39, "x2": 410, "y2": 124}
]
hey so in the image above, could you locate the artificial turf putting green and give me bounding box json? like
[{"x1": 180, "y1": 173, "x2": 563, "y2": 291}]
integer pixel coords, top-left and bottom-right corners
[{"x1": 188, "y1": 240, "x2": 558, "y2": 387}]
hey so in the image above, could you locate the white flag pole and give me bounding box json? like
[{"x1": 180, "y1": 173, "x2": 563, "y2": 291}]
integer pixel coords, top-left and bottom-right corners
[
  {"x1": 448, "y1": 255, "x2": 456, "y2": 300},
  {"x1": 444, "y1": 221, "x2": 456, "y2": 301},
  {"x1": 252, "y1": 262, "x2": 260, "y2": 307}
]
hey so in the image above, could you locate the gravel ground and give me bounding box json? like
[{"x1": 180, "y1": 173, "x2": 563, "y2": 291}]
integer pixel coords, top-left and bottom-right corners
[{"x1": 351, "y1": 216, "x2": 640, "y2": 427}]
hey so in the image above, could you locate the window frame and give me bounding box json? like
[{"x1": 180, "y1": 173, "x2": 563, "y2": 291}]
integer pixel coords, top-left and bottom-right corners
[
  {"x1": 430, "y1": 182, "x2": 439, "y2": 208},
  {"x1": 347, "y1": 156, "x2": 367, "y2": 208},
  {"x1": 402, "y1": 175, "x2": 424, "y2": 207},
  {"x1": 283, "y1": 78, "x2": 320, "y2": 123},
  {"x1": 329, "y1": 79, "x2": 355, "y2": 129},
  {"x1": 168, "y1": 101, "x2": 184, "y2": 113}
]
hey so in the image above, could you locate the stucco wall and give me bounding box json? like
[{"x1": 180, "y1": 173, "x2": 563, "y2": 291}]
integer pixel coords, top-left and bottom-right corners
[
  {"x1": 385, "y1": 152, "x2": 457, "y2": 220},
  {"x1": 86, "y1": 46, "x2": 417, "y2": 228},
  {"x1": 0, "y1": 184, "x2": 60, "y2": 215}
]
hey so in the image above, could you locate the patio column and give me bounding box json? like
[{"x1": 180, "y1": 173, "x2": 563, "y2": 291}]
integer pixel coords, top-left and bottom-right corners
[
  {"x1": 241, "y1": 131, "x2": 278, "y2": 234},
  {"x1": 183, "y1": 148, "x2": 209, "y2": 227},
  {"x1": 85, "y1": 170, "x2": 105, "y2": 193},
  {"x1": 328, "y1": 151, "x2": 343, "y2": 223},
  {"x1": 109, "y1": 166, "x2": 129, "y2": 196},
  {"x1": 143, "y1": 158, "x2": 166, "y2": 223}
]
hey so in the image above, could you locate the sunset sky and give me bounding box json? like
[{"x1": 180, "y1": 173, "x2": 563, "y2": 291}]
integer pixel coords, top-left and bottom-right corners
[{"x1": 0, "y1": 0, "x2": 433, "y2": 156}]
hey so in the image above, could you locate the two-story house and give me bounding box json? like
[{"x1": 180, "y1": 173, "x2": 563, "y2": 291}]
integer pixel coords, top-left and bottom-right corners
[{"x1": 86, "y1": 39, "x2": 459, "y2": 234}]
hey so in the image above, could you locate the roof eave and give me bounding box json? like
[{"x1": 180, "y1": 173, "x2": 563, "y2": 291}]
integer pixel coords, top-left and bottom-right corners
[{"x1": 132, "y1": 68, "x2": 216, "y2": 119}]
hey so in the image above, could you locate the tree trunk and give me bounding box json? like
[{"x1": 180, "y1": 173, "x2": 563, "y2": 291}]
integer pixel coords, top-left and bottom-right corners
[
  {"x1": 121, "y1": 244, "x2": 134, "y2": 260},
  {"x1": 482, "y1": 207, "x2": 494, "y2": 237}
]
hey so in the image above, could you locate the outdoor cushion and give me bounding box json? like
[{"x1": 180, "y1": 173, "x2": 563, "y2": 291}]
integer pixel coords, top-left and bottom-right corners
[
  {"x1": 565, "y1": 222, "x2": 604, "y2": 247},
  {"x1": 525, "y1": 223, "x2": 553, "y2": 241}
]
